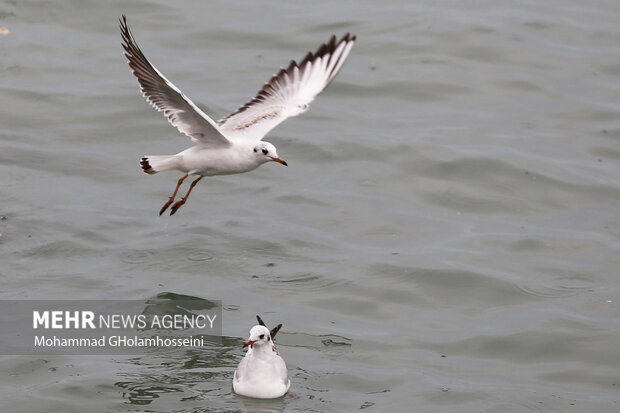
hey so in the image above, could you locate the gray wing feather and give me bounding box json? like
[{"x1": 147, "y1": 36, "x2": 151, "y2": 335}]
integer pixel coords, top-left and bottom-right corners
[
  {"x1": 218, "y1": 33, "x2": 356, "y2": 142},
  {"x1": 120, "y1": 15, "x2": 230, "y2": 147}
]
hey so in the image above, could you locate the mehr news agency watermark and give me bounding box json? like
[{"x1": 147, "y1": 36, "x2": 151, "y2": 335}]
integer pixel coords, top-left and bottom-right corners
[
  {"x1": 32, "y1": 309, "x2": 216, "y2": 348},
  {"x1": 0, "y1": 299, "x2": 222, "y2": 355}
]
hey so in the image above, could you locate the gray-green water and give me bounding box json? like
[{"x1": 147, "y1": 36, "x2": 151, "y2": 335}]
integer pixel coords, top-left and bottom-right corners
[{"x1": 2, "y1": 0, "x2": 620, "y2": 411}]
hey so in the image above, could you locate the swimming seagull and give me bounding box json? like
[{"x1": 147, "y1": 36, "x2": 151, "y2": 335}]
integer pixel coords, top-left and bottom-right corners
[
  {"x1": 119, "y1": 15, "x2": 356, "y2": 215},
  {"x1": 233, "y1": 316, "x2": 289, "y2": 399}
]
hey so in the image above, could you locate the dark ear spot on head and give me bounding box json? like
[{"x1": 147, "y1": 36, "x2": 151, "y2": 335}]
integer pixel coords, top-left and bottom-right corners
[
  {"x1": 267, "y1": 336, "x2": 270, "y2": 341},
  {"x1": 253, "y1": 148, "x2": 257, "y2": 153}
]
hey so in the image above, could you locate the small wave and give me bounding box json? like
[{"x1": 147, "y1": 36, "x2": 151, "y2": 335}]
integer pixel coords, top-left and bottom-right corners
[
  {"x1": 265, "y1": 273, "x2": 348, "y2": 292},
  {"x1": 186, "y1": 249, "x2": 213, "y2": 262},
  {"x1": 517, "y1": 276, "x2": 594, "y2": 298},
  {"x1": 120, "y1": 249, "x2": 154, "y2": 264}
]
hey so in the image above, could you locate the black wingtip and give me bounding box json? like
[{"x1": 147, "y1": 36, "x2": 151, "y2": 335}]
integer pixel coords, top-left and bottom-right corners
[
  {"x1": 255, "y1": 315, "x2": 283, "y2": 340},
  {"x1": 119, "y1": 15, "x2": 130, "y2": 50},
  {"x1": 338, "y1": 32, "x2": 356, "y2": 44},
  {"x1": 119, "y1": 14, "x2": 127, "y2": 31},
  {"x1": 270, "y1": 323, "x2": 283, "y2": 340}
]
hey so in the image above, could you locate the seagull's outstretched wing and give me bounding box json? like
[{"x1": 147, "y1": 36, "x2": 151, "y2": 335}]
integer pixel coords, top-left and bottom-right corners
[
  {"x1": 218, "y1": 33, "x2": 356, "y2": 142},
  {"x1": 120, "y1": 15, "x2": 230, "y2": 147}
]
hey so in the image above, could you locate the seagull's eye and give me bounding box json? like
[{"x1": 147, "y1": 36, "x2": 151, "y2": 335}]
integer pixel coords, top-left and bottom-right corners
[
  {"x1": 262, "y1": 149, "x2": 268, "y2": 155},
  {"x1": 259, "y1": 334, "x2": 265, "y2": 339}
]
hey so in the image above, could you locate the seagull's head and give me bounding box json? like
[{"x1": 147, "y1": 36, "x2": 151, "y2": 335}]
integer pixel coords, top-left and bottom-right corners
[
  {"x1": 243, "y1": 325, "x2": 272, "y2": 348},
  {"x1": 253, "y1": 142, "x2": 287, "y2": 166}
]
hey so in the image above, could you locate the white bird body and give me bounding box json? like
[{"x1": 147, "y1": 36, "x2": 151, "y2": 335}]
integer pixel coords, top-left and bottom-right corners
[
  {"x1": 233, "y1": 325, "x2": 290, "y2": 399},
  {"x1": 120, "y1": 15, "x2": 356, "y2": 215},
  {"x1": 151, "y1": 141, "x2": 266, "y2": 176}
]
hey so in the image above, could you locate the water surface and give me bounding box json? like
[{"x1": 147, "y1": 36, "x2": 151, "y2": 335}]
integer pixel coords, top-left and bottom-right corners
[{"x1": 1, "y1": 0, "x2": 619, "y2": 411}]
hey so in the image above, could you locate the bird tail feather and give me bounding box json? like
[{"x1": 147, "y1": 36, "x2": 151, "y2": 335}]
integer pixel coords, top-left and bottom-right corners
[{"x1": 140, "y1": 155, "x2": 179, "y2": 175}]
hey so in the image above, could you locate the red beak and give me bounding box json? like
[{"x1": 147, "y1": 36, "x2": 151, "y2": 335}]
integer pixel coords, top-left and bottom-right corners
[
  {"x1": 271, "y1": 157, "x2": 288, "y2": 166},
  {"x1": 243, "y1": 339, "x2": 256, "y2": 348}
]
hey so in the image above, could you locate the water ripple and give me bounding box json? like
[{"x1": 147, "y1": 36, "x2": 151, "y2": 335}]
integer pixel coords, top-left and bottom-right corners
[
  {"x1": 517, "y1": 276, "x2": 595, "y2": 298},
  {"x1": 264, "y1": 273, "x2": 348, "y2": 292},
  {"x1": 119, "y1": 249, "x2": 154, "y2": 264}
]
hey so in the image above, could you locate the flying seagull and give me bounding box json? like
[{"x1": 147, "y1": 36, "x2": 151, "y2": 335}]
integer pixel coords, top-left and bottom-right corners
[{"x1": 120, "y1": 15, "x2": 356, "y2": 215}]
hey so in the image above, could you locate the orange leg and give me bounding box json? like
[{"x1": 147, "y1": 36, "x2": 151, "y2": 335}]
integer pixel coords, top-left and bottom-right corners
[
  {"x1": 170, "y1": 176, "x2": 203, "y2": 215},
  {"x1": 159, "y1": 173, "x2": 188, "y2": 216}
]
